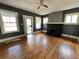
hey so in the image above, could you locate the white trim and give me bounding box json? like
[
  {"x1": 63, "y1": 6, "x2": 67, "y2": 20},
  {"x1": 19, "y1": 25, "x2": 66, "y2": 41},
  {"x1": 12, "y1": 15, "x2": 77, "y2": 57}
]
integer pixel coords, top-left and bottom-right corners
[
  {"x1": 33, "y1": 30, "x2": 47, "y2": 33},
  {"x1": 34, "y1": 31, "x2": 41, "y2": 33},
  {"x1": 0, "y1": 34, "x2": 24, "y2": 43},
  {"x1": 63, "y1": 23, "x2": 79, "y2": 25},
  {"x1": 41, "y1": 30, "x2": 47, "y2": 32},
  {"x1": 47, "y1": 22, "x2": 63, "y2": 24},
  {"x1": 62, "y1": 34, "x2": 79, "y2": 40}
]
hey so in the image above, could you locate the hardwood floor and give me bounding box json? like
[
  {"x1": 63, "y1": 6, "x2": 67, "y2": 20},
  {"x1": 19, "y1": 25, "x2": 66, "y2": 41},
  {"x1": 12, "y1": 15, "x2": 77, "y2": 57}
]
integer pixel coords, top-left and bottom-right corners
[{"x1": 0, "y1": 32, "x2": 79, "y2": 59}]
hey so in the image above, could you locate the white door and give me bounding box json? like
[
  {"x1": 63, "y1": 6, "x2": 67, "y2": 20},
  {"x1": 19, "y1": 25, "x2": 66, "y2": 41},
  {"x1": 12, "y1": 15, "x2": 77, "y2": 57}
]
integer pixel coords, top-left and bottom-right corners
[{"x1": 23, "y1": 15, "x2": 33, "y2": 35}]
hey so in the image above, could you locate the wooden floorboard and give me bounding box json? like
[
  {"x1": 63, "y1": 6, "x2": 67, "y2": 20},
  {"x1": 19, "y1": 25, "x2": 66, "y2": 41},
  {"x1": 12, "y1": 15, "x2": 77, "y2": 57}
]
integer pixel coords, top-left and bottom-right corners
[{"x1": 0, "y1": 32, "x2": 79, "y2": 59}]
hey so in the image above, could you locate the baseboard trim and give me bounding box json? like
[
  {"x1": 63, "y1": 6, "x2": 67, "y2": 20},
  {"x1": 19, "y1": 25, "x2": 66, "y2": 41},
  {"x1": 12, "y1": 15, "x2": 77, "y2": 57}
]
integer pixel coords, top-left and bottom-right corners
[
  {"x1": 62, "y1": 34, "x2": 79, "y2": 40},
  {"x1": 41, "y1": 30, "x2": 47, "y2": 32},
  {"x1": 47, "y1": 22, "x2": 79, "y2": 25},
  {"x1": 34, "y1": 31, "x2": 42, "y2": 33},
  {"x1": 0, "y1": 34, "x2": 25, "y2": 43}
]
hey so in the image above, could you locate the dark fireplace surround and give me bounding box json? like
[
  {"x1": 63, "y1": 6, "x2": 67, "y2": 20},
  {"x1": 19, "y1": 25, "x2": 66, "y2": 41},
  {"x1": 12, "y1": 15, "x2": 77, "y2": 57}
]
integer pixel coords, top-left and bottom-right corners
[{"x1": 47, "y1": 24, "x2": 63, "y2": 37}]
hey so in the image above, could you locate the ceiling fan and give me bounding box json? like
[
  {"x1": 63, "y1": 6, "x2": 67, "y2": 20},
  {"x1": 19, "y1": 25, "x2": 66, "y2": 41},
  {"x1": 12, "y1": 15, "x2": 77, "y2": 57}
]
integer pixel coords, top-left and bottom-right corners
[{"x1": 35, "y1": 0, "x2": 48, "y2": 10}]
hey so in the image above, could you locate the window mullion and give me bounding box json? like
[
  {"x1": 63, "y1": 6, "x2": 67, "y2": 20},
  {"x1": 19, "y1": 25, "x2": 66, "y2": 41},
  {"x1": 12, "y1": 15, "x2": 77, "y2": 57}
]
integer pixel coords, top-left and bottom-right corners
[{"x1": 70, "y1": 15, "x2": 72, "y2": 23}]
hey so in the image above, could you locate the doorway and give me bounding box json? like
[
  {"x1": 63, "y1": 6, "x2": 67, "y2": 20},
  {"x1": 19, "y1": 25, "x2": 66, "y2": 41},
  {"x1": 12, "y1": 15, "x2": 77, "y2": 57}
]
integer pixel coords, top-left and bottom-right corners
[{"x1": 23, "y1": 15, "x2": 33, "y2": 35}]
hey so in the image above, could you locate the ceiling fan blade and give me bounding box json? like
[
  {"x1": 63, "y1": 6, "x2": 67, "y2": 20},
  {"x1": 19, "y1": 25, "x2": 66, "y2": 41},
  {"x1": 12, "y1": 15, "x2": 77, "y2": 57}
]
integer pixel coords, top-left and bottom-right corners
[
  {"x1": 37, "y1": 5, "x2": 41, "y2": 10},
  {"x1": 43, "y1": 4, "x2": 48, "y2": 8},
  {"x1": 40, "y1": 0, "x2": 43, "y2": 4}
]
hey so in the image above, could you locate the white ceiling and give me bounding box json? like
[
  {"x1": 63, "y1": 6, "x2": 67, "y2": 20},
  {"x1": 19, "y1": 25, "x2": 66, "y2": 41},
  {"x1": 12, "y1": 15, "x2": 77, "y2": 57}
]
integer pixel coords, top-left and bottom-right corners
[{"x1": 0, "y1": 0, "x2": 79, "y2": 15}]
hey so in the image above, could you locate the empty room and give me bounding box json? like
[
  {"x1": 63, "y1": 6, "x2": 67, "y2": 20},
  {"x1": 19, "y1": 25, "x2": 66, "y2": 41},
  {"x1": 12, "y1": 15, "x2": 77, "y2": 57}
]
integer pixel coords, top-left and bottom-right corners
[{"x1": 0, "y1": 0, "x2": 79, "y2": 59}]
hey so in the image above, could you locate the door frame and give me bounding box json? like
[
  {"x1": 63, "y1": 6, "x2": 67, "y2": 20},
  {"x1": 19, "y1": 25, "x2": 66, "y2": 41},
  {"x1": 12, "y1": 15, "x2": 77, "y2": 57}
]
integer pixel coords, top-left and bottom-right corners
[{"x1": 23, "y1": 15, "x2": 34, "y2": 35}]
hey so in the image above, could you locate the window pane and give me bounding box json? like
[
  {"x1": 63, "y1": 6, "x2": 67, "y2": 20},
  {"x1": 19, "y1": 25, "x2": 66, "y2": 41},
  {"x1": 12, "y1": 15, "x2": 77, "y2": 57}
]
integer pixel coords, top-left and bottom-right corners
[
  {"x1": 4, "y1": 23, "x2": 17, "y2": 27},
  {"x1": 36, "y1": 17, "x2": 41, "y2": 29},
  {"x1": 26, "y1": 19, "x2": 31, "y2": 26},
  {"x1": 43, "y1": 17, "x2": 48, "y2": 24},
  {"x1": 36, "y1": 24, "x2": 41, "y2": 29},
  {"x1": 65, "y1": 15, "x2": 71, "y2": 23},
  {"x1": 4, "y1": 23, "x2": 11, "y2": 27},
  {"x1": 10, "y1": 17, "x2": 16, "y2": 22},
  {"x1": 4, "y1": 26, "x2": 17, "y2": 32},
  {"x1": 2, "y1": 16, "x2": 10, "y2": 22},
  {"x1": 2, "y1": 16, "x2": 16, "y2": 22},
  {"x1": 71, "y1": 15, "x2": 78, "y2": 23}
]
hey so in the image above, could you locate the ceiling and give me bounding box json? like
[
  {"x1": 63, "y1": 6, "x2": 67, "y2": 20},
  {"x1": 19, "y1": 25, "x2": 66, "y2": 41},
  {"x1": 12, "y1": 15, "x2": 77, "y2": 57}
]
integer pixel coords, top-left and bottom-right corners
[{"x1": 0, "y1": 0, "x2": 79, "y2": 15}]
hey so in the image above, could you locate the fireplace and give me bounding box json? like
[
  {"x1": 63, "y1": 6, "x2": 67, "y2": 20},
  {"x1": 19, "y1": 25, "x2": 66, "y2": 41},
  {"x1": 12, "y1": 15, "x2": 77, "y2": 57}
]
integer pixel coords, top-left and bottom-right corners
[{"x1": 47, "y1": 24, "x2": 62, "y2": 37}]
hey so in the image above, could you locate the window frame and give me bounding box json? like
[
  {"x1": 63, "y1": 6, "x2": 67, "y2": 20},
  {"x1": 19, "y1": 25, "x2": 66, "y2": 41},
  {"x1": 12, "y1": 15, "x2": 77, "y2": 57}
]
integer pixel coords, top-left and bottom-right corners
[
  {"x1": 0, "y1": 9, "x2": 20, "y2": 34},
  {"x1": 64, "y1": 12, "x2": 79, "y2": 24}
]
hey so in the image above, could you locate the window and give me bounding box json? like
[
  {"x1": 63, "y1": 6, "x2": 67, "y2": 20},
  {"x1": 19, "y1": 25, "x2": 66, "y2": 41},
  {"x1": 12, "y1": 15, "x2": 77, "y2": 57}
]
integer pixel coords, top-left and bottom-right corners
[
  {"x1": 43, "y1": 17, "x2": 48, "y2": 30},
  {"x1": 43, "y1": 17, "x2": 48, "y2": 24},
  {"x1": 64, "y1": 13, "x2": 79, "y2": 24},
  {"x1": 35, "y1": 17, "x2": 41, "y2": 29},
  {"x1": 0, "y1": 9, "x2": 19, "y2": 34}
]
